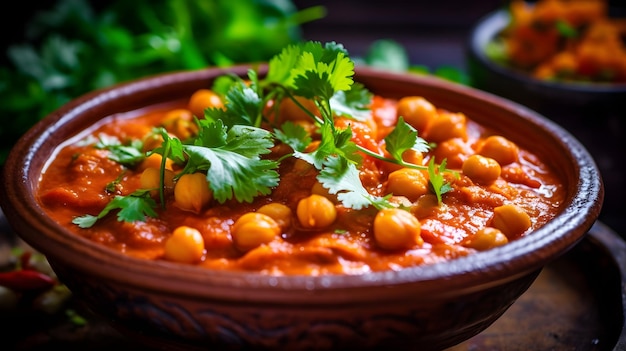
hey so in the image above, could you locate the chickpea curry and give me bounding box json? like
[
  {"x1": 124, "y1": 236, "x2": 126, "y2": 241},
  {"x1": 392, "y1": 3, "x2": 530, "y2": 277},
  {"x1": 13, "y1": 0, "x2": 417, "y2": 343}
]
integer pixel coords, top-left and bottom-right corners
[{"x1": 37, "y1": 42, "x2": 565, "y2": 275}]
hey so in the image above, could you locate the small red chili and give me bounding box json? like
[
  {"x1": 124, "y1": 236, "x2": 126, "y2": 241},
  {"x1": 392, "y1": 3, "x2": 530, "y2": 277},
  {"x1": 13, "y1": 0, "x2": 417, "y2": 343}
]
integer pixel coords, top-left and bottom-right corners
[{"x1": 0, "y1": 269, "x2": 56, "y2": 292}]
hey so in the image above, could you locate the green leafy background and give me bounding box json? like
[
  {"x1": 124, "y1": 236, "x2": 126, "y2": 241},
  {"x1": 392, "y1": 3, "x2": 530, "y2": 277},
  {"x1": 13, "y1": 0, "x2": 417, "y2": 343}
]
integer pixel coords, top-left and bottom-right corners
[{"x1": 0, "y1": 0, "x2": 467, "y2": 165}]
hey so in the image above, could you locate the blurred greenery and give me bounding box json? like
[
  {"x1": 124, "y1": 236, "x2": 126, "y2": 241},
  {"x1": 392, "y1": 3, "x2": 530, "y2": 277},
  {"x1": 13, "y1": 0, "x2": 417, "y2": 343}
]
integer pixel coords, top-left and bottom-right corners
[
  {"x1": 0, "y1": 0, "x2": 467, "y2": 165},
  {"x1": 0, "y1": 0, "x2": 325, "y2": 164}
]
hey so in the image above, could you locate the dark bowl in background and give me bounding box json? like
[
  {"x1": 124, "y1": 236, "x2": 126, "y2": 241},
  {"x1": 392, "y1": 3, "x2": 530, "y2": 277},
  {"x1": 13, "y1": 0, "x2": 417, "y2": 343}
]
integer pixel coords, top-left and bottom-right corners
[
  {"x1": 466, "y1": 8, "x2": 626, "y2": 116},
  {"x1": 466, "y1": 7, "x2": 626, "y2": 236}
]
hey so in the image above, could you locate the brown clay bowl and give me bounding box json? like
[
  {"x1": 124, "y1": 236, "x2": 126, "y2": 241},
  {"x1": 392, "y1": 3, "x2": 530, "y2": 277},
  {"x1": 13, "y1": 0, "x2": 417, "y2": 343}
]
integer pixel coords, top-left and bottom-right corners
[{"x1": 0, "y1": 65, "x2": 604, "y2": 351}]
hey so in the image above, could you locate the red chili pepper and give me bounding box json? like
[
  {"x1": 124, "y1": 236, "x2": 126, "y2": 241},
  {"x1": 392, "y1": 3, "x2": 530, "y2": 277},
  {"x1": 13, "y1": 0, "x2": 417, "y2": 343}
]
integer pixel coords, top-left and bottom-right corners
[{"x1": 0, "y1": 269, "x2": 56, "y2": 291}]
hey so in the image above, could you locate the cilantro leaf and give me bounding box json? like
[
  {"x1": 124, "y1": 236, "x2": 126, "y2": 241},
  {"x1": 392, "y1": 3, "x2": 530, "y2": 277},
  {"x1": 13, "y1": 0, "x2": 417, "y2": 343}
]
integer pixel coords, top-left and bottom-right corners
[
  {"x1": 180, "y1": 120, "x2": 279, "y2": 203},
  {"x1": 555, "y1": 20, "x2": 577, "y2": 38},
  {"x1": 317, "y1": 156, "x2": 391, "y2": 210},
  {"x1": 384, "y1": 117, "x2": 430, "y2": 162},
  {"x1": 273, "y1": 121, "x2": 312, "y2": 152},
  {"x1": 329, "y1": 83, "x2": 372, "y2": 121},
  {"x1": 72, "y1": 190, "x2": 157, "y2": 229},
  {"x1": 95, "y1": 134, "x2": 145, "y2": 166},
  {"x1": 293, "y1": 51, "x2": 354, "y2": 101},
  {"x1": 75, "y1": 40, "x2": 460, "y2": 228},
  {"x1": 428, "y1": 158, "x2": 453, "y2": 204},
  {"x1": 298, "y1": 122, "x2": 361, "y2": 170},
  {"x1": 265, "y1": 43, "x2": 303, "y2": 86},
  {"x1": 205, "y1": 81, "x2": 263, "y2": 127},
  {"x1": 150, "y1": 128, "x2": 185, "y2": 164}
]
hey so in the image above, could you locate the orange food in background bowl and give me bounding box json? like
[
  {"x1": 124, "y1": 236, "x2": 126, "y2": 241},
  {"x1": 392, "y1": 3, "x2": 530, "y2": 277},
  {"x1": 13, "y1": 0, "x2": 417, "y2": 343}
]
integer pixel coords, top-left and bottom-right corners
[{"x1": 494, "y1": 0, "x2": 626, "y2": 83}]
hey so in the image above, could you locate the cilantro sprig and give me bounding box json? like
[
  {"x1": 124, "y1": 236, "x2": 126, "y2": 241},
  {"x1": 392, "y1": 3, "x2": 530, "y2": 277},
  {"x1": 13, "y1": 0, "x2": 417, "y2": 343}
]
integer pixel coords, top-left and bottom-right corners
[
  {"x1": 74, "y1": 40, "x2": 455, "y2": 228},
  {"x1": 168, "y1": 120, "x2": 280, "y2": 203},
  {"x1": 94, "y1": 134, "x2": 145, "y2": 167},
  {"x1": 73, "y1": 190, "x2": 157, "y2": 228}
]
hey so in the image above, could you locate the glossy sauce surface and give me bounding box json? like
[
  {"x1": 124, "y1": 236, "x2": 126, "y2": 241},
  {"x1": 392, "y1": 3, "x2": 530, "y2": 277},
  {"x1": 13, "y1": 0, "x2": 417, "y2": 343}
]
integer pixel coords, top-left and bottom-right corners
[{"x1": 37, "y1": 94, "x2": 565, "y2": 275}]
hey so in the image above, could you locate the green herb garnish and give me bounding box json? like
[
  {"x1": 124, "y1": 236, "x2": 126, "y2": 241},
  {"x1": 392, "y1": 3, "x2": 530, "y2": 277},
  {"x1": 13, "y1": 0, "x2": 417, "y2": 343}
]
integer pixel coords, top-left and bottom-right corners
[
  {"x1": 555, "y1": 19, "x2": 577, "y2": 38},
  {"x1": 73, "y1": 190, "x2": 158, "y2": 228},
  {"x1": 95, "y1": 135, "x2": 145, "y2": 167},
  {"x1": 427, "y1": 158, "x2": 453, "y2": 204},
  {"x1": 74, "y1": 40, "x2": 455, "y2": 228}
]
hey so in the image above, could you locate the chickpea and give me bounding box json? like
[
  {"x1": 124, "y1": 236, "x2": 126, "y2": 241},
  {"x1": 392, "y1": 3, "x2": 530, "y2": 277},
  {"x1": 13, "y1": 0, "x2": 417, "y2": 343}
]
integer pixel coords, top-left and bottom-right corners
[
  {"x1": 188, "y1": 89, "x2": 224, "y2": 118},
  {"x1": 386, "y1": 168, "x2": 429, "y2": 202},
  {"x1": 388, "y1": 195, "x2": 413, "y2": 208},
  {"x1": 425, "y1": 111, "x2": 467, "y2": 143},
  {"x1": 293, "y1": 158, "x2": 315, "y2": 173},
  {"x1": 381, "y1": 148, "x2": 424, "y2": 174},
  {"x1": 432, "y1": 138, "x2": 474, "y2": 169},
  {"x1": 278, "y1": 96, "x2": 319, "y2": 123},
  {"x1": 232, "y1": 212, "x2": 281, "y2": 251},
  {"x1": 140, "y1": 167, "x2": 175, "y2": 196},
  {"x1": 401, "y1": 148, "x2": 424, "y2": 166},
  {"x1": 491, "y1": 204, "x2": 532, "y2": 236},
  {"x1": 164, "y1": 226, "x2": 205, "y2": 263},
  {"x1": 138, "y1": 153, "x2": 173, "y2": 171},
  {"x1": 411, "y1": 194, "x2": 441, "y2": 219},
  {"x1": 162, "y1": 109, "x2": 197, "y2": 141},
  {"x1": 296, "y1": 194, "x2": 337, "y2": 229},
  {"x1": 465, "y1": 227, "x2": 509, "y2": 251},
  {"x1": 462, "y1": 154, "x2": 501, "y2": 185},
  {"x1": 174, "y1": 173, "x2": 212, "y2": 213},
  {"x1": 257, "y1": 203, "x2": 293, "y2": 230},
  {"x1": 396, "y1": 96, "x2": 437, "y2": 133},
  {"x1": 142, "y1": 132, "x2": 164, "y2": 152},
  {"x1": 311, "y1": 182, "x2": 338, "y2": 203},
  {"x1": 373, "y1": 208, "x2": 423, "y2": 250},
  {"x1": 477, "y1": 136, "x2": 519, "y2": 166}
]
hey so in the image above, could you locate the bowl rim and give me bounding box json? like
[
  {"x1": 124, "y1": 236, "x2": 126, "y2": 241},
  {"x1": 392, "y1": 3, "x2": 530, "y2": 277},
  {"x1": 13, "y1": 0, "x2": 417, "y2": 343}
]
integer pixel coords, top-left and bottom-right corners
[
  {"x1": 0, "y1": 64, "x2": 604, "y2": 302},
  {"x1": 467, "y1": 7, "x2": 626, "y2": 94}
]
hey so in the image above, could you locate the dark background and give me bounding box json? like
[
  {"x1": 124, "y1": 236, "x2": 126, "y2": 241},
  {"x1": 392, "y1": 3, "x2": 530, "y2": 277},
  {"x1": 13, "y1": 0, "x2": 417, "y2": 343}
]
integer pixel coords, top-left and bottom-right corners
[
  {"x1": 1, "y1": 0, "x2": 505, "y2": 68},
  {"x1": 294, "y1": 0, "x2": 504, "y2": 69}
]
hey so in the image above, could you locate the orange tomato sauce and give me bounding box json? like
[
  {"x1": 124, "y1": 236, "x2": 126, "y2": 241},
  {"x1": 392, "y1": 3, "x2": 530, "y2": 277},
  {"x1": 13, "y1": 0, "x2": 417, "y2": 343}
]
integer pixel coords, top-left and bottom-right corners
[{"x1": 37, "y1": 93, "x2": 565, "y2": 275}]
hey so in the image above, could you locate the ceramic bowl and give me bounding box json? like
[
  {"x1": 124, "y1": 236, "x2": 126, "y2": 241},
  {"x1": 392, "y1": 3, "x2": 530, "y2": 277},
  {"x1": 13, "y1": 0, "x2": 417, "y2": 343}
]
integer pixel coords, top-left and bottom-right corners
[
  {"x1": 465, "y1": 8, "x2": 626, "y2": 119},
  {"x1": 0, "y1": 65, "x2": 604, "y2": 351}
]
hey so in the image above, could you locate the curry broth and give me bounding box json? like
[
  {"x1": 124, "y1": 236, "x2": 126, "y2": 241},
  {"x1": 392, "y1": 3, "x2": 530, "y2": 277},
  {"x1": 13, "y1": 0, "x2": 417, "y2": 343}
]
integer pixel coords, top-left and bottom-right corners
[{"x1": 36, "y1": 93, "x2": 565, "y2": 275}]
